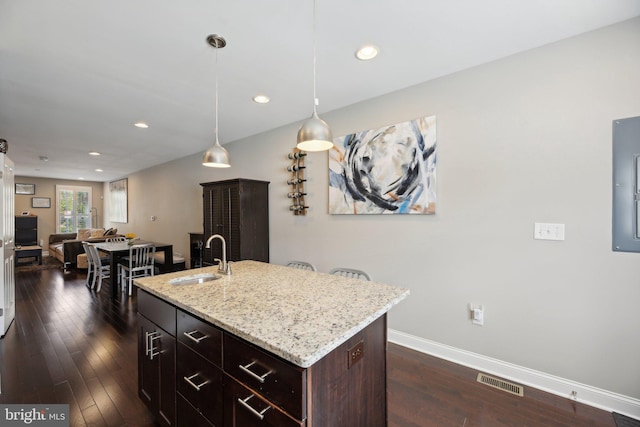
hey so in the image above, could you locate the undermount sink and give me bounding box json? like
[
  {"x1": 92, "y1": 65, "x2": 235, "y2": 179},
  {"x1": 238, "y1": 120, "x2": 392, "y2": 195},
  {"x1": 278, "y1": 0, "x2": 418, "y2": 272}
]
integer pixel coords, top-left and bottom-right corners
[{"x1": 168, "y1": 273, "x2": 221, "y2": 286}]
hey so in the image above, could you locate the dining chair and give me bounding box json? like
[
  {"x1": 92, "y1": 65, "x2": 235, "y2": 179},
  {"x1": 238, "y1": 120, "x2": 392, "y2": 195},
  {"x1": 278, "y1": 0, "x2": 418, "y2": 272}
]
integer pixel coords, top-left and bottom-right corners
[
  {"x1": 118, "y1": 243, "x2": 156, "y2": 296},
  {"x1": 286, "y1": 260, "x2": 317, "y2": 271},
  {"x1": 82, "y1": 242, "x2": 94, "y2": 289},
  {"x1": 328, "y1": 267, "x2": 372, "y2": 281},
  {"x1": 84, "y1": 243, "x2": 111, "y2": 292},
  {"x1": 106, "y1": 236, "x2": 126, "y2": 243},
  {"x1": 153, "y1": 252, "x2": 186, "y2": 274}
]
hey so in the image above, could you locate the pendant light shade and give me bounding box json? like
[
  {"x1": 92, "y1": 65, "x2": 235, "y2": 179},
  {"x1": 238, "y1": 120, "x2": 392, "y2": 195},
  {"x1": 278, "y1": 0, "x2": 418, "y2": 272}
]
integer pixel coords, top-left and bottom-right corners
[
  {"x1": 296, "y1": 0, "x2": 333, "y2": 152},
  {"x1": 203, "y1": 34, "x2": 231, "y2": 168},
  {"x1": 202, "y1": 138, "x2": 230, "y2": 168},
  {"x1": 297, "y1": 111, "x2": 333, "y2": 151}
]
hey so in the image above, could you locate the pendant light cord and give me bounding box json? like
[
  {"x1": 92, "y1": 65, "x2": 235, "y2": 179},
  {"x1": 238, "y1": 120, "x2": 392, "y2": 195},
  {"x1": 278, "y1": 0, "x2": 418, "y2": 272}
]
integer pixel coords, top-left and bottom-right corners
[
  {"x1": 312, "y1": 0, "x2": 318, "y2": 115},
  {"x1": 215, "y1": 45, "x2": 219, "y2": 143}
]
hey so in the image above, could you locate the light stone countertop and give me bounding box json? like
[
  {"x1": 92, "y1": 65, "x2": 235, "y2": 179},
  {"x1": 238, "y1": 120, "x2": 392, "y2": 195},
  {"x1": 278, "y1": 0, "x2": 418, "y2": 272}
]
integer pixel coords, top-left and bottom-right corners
[{"x1": 134, "y1": 260, "x2": 409, "y2": 368}]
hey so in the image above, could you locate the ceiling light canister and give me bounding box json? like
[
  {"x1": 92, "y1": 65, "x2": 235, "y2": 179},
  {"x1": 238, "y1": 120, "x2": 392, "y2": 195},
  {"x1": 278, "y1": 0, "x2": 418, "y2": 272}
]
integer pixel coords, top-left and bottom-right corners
[
  {"x1": 356, "y1": 45, "x2": 379, "y2": 60},
  {"x1": 202, "y1": 34, "x2": 231, "y2": 168},
  {"x1": 253, "y1": 95, "x2": 270, "y2": 104}
]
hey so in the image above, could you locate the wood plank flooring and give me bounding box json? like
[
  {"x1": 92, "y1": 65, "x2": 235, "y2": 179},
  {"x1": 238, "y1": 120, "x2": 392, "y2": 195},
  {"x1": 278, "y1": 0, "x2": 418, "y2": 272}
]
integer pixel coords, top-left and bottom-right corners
[{"x1": 1, "y1": 264, "x2": 620, "y2": 426}]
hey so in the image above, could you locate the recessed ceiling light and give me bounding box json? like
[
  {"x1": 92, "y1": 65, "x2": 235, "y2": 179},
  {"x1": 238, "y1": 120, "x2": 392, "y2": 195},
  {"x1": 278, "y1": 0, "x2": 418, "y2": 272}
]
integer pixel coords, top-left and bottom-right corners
[
  {"x1": 134, "y1": 122, "x2": 149, "y2": 128},
  {"x1": 89, "y1": 151, "x2": 101, "y2": 156},
  {"x1": 95, "y1": 169, "x2": 103, "y2": 172},
  {"x1": 253, "y1": 95, "x2": 270, "y2": 104},
  {"x1": 355, "y1": 45, "x2": 379, "y2": 61},
  {"x1": 78, "y1": 177, "x2": 85, "y2": 180}
]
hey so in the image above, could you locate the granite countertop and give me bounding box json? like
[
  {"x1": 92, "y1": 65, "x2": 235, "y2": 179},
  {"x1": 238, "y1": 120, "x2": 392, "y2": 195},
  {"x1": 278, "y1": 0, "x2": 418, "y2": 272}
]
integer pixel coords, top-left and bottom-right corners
[{"x1": 134, "y1": 260, "x2": 409, "y2": 368}]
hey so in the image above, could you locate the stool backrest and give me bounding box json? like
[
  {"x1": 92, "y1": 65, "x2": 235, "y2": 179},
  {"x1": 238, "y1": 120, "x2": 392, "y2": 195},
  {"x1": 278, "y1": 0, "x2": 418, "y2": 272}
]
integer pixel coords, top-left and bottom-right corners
[
  {"x1": 286, "y1": 261, "x2": 317, "y2": 271},
  {"x1": 329, "y1": 267, "x2": 371, "y2": 281}
]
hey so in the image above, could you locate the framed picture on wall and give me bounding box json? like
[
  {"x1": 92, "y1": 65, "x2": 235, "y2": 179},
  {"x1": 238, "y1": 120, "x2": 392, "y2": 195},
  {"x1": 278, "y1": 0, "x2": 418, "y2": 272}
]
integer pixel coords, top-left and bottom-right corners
[
  {"x1": 16, "y1": 183, "x2": 35, "y2": 195},
  {"x1": 31, "y1": 197, "x2": 51, "y2": 208},
  {"x1": 109, "y1": 178, "x2": 128, "y2": 223},
  {"x1": 329, "y1": 115, "x2": 437, "y2": 215}
]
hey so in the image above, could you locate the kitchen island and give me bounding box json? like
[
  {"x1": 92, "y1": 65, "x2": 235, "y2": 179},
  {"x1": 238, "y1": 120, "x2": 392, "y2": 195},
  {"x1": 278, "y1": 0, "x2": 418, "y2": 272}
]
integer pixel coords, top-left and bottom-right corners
[{"x1": 134, "y1": 260, "x2": 409, "y2": 427}]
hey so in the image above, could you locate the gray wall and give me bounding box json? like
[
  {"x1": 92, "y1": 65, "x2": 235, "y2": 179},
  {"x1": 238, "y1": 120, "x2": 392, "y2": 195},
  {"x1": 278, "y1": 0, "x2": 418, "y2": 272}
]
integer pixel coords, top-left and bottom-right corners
[{"x1": 107, "y1": 18, "x2": 640, "y2": 399}]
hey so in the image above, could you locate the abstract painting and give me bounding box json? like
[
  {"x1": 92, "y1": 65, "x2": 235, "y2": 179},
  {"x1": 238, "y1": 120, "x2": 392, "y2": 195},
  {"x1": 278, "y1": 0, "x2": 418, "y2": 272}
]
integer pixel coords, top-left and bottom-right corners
[{"x1": 329, "y1": 115, "x2": 436, "y2": 214}]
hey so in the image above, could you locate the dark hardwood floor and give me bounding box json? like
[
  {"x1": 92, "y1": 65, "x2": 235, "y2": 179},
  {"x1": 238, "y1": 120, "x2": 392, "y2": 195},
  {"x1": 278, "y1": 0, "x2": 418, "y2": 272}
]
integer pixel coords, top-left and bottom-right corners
[{"x1": 1, "y1": 264, "x2": 621, "y2": 426}]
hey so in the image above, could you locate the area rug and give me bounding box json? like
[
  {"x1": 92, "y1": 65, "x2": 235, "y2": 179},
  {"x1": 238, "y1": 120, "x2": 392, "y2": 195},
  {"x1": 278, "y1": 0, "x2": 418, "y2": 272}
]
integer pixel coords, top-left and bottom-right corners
[
  {"x1": 15, "y1": 256, "x2": 63, "y2": 272},
  {"x1": 614, "y1": 412, "x2": 640, "y2": 427}
]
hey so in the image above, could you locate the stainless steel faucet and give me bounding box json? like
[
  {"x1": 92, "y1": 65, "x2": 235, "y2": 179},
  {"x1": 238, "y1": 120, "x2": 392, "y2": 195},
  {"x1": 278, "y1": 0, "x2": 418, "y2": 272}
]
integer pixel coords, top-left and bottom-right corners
[{"x1": 205, "y1": 234, "x2": 230, "y2": 275}]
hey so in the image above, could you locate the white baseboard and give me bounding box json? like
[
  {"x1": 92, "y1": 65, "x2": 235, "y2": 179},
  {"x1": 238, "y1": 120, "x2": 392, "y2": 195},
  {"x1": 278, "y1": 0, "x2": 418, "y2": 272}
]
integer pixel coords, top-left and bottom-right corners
[{"x1": 388, "y1": 329, "x2": 640, "y2": 420}]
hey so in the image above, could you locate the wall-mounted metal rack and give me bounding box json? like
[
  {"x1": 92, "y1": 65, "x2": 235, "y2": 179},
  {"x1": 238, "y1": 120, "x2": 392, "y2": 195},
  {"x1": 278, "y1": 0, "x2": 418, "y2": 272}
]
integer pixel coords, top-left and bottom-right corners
[{"x1": 287, "y1": 148, "x2": 308, "y2": 215}]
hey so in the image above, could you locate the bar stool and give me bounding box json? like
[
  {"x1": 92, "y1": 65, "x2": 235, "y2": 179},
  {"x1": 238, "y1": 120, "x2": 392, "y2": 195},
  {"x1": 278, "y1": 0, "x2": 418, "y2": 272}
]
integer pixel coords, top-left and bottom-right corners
[{"x1": 286, "y1": 260, "x2": 317, "y2": 271}]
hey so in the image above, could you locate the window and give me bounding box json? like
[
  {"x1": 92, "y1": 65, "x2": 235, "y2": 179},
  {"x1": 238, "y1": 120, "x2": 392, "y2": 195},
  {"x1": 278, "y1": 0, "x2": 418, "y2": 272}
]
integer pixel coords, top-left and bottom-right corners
[{"x1": 56, "y1": 185, "x2": 92, "y2": 233}]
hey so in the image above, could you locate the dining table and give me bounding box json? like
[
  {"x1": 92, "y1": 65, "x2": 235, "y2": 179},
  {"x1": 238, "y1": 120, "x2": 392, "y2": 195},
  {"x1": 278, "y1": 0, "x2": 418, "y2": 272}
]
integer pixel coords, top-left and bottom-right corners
[{"x1": 93, "y1": 240, "x2": 174, "y2": 299}]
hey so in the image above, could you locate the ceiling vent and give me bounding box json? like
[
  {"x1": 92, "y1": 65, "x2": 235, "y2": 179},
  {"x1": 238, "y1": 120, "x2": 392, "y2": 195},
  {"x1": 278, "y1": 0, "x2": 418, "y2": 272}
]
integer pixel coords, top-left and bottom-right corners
[{"x1": 476, "y1": 373, "x2": 524, "y2": 397}]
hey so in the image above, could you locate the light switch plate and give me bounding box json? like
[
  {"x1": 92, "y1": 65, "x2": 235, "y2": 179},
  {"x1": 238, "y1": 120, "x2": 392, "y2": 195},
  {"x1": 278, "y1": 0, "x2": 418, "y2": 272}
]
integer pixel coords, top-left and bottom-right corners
[{"x1": 534, "y1": 223, "x2": 565, "y2": 241}]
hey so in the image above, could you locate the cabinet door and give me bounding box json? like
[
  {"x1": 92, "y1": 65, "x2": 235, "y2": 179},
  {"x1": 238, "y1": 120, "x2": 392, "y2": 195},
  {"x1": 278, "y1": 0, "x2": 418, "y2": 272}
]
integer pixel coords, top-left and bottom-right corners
[
  {"x1": 158, "y1": 332, "x2": 176, "y2": 427},
  {"x1": 203, "y1": 183, "x2": 240, "y2": 262},
  {"x1": 203, "y1": 185, "x2": 224, "y2": 264},
  {"x1": 225, "y1": 184, "x2": 241, "y2": 261},
  {"x1": 224, "y1": 376, "x2": 303, "y2": 427},
  {"x1": 138, "y1": 314, "x2": 176, "y2": 427},
  {"x1": 138, "y1": 315, "x2": 159, "y2": 414}
]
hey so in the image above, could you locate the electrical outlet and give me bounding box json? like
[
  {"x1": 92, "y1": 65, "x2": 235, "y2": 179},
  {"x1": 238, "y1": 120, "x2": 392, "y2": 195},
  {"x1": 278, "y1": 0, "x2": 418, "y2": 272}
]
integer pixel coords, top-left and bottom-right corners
[
  {"x1": 348, "y1": 340, "x2": 364, "y2": 368},
  {"x1": 470, "y1": 304, "x2": 484, "y2": 326}
]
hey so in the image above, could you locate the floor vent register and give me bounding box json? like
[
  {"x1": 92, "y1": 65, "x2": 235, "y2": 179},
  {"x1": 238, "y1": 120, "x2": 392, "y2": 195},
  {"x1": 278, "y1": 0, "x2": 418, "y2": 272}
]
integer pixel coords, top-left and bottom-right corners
[{"x1": 476, "y1": 373, "x2": 524, "y2": 397}]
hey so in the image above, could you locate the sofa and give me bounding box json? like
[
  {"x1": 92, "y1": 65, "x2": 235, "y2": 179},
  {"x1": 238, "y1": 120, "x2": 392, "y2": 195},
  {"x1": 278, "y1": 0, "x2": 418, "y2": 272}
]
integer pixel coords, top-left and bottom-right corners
[{"x1": 49, "y1": 228, "x2": 119, "y2": 269}]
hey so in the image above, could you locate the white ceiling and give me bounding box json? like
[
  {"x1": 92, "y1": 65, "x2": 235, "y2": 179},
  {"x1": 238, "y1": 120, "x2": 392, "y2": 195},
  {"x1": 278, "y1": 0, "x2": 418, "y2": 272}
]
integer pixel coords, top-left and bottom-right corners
[{"x1": 1, "y1": 0, "x2": 639, "y2": 181}]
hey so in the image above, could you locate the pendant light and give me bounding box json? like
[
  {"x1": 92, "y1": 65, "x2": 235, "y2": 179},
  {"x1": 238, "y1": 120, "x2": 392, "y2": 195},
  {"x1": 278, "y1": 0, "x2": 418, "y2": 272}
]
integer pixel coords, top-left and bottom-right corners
[
  {"x1": 296, "y1": 0, "x2": 334, "y2": 152},
  {"x1": 202, "y1": 34, "x2": 231, "y2": 168}
]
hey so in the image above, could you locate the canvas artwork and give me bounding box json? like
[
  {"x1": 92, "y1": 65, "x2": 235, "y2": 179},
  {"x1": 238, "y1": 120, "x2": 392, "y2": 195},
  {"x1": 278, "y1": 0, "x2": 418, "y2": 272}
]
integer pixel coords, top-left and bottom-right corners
[
  {"x1": 109, "y1": 178, "x2": 128, "y2": 223},
  {"x1": 329, "y1": 115, "x2": 437, "y2": 214}
]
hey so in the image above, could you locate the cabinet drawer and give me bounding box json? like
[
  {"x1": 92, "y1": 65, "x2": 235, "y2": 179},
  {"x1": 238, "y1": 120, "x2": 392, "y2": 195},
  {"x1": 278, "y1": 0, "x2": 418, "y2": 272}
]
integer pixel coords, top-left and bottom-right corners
[
  {"x1": 223, "y1": 334, "x2": 306, "y2": 420},
  {"x1": 177, "y1": 394, "x2": 214, "y2": 427},
  {"x1": 224, "y1": 376, "x2": 304, "y2": 427},
  {"x1": 177, "y1": 343, "x2": 223, "y2": 427},
  {"x1": 138, "y1": 290, "x2": 176, "y2": 336},
  {"x1": 177, "y1": 309, "x2": 222, "y2": 367}
]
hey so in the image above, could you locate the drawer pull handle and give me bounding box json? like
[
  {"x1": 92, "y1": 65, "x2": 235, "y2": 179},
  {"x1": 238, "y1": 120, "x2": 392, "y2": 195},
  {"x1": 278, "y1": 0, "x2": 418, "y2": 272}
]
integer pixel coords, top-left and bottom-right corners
[
  {"x1": 146, "y1": 331, "x2": 161, "y2": 360},
  {"x1": 237, "y1": 394, "x2": 270, "y2": 420},
  {"x1": 145, "y1": 331, "x2": 159, "y2": 356},
  {"x1": 238, "y1": 361, "x2": 272, "y2": 383},
  {"x1": 183, "y1": 330, "x2": 209, "y2": 343},
  {"x1": 183, "y1": 373, "x2": 210, "y2": 391}
]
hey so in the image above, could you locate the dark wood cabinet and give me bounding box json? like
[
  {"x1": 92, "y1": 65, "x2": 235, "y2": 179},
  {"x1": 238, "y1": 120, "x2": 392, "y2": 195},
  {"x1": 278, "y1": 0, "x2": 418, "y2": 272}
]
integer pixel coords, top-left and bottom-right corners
[
  {"x1": 138, "y1": 291, "x2": 177, "y2": 427},
  {"x1": 138, "y1": 289, "x2": 388, "y2": 427},
  {"x1": 15, "y1": 215, "x2": 38, "y2": 245},
  {"x1": 201, "y1": 179, "x2": 269, "y2": 265}
]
